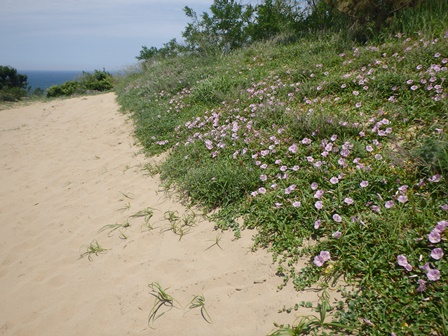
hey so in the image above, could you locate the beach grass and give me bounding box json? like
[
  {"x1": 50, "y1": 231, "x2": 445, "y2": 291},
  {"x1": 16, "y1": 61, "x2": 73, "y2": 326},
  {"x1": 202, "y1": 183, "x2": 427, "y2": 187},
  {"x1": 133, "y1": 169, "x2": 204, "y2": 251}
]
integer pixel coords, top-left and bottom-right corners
[{"x1": 115, "y1": 2, "x2": 448, "y2": 334}]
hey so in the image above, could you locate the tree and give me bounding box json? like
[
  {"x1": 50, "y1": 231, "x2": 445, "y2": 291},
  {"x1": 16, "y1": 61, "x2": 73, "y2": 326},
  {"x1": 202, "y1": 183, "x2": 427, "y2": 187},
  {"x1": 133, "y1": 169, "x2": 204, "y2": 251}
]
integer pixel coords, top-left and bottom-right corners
[
  {"x1": 182, "y1": 0, "x2": 255, "y2": 53},
  {"x1": 251, "y1": 0, "x2": 304, "y2": 41},
  {"x1": 0, "y1": 66, "x2": 29, "y2": 101},
  {"x1": 325, "y1": 0, "x2": 423, "y2": 32}
]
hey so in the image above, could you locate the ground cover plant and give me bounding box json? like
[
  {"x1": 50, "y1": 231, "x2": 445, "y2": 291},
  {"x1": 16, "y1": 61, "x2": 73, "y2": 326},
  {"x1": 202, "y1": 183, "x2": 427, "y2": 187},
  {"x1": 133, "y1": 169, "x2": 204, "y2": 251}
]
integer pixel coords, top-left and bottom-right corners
[{"x1": 116, "y1": 2, "x2": 447, "y2": 334}]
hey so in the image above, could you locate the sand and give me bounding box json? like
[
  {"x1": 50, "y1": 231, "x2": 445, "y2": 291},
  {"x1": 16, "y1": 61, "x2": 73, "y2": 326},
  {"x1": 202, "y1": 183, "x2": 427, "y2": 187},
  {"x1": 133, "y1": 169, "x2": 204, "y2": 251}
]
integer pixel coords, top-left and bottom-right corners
[{"x1": 0, "y1": 93, "x2": 331, "y2": 336}]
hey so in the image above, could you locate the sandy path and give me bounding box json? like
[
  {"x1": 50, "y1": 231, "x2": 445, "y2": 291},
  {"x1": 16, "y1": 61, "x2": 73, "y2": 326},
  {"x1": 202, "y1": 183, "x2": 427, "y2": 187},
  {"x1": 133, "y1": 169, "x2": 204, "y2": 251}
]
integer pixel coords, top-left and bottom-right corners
[{"x1": 0, "y1": 93, "x2": 324, "y2": 335}]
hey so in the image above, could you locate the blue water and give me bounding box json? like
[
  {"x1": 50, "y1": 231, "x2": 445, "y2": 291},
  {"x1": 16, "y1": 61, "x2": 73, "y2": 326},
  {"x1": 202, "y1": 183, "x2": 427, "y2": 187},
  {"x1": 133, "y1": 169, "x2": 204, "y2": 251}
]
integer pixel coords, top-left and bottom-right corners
[{"x1": 22, "y1": 70, "x2": 84, "y2": 91}]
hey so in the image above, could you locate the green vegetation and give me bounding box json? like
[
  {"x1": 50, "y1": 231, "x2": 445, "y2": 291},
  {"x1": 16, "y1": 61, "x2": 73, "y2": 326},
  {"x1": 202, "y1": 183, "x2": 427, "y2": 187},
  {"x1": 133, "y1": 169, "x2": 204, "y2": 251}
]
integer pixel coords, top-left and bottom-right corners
[
  {"x1": 116, "y1": 0, "x2": 448, "y2": 334},
  {"x1": 0, "y1": 65, "x2": 29, "y2": 101},
  {"x1": 46, "y1": 69, "x2": 114, "y2": 98}
]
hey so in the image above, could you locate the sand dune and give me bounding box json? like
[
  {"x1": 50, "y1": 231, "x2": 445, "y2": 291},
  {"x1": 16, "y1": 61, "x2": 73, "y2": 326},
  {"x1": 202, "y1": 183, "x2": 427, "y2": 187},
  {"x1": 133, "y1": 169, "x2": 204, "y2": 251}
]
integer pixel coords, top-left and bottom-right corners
[{"x1": 0, "y1": 93, "x2": 330, "y2": 335}]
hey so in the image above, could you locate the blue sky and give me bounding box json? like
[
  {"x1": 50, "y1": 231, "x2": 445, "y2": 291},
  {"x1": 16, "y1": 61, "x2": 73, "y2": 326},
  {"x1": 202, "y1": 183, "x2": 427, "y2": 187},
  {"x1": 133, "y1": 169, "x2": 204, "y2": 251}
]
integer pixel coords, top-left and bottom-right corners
[{"x1": 0, "y1": 0, "x2": 240, "y2": 71}]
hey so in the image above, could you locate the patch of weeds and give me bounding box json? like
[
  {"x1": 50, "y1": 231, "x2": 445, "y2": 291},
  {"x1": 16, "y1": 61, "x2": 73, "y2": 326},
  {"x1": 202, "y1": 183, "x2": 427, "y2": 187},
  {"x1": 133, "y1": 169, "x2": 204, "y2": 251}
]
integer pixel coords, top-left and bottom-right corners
[
  {"x1": 270, "y1": 290, "x2": 353, "y2": 335},
  {"x1": 130, "y1": 207, "x2": 155, "y2": 230},
  {"x1": 79, "y1": 240, "x2": 108, "y2": 261},
  {"x1": 187, "y1": 294, "x2": 212, "y2": 324},
  {"x1": 117, "y1": 202, "x2": 131, "y2": 213},
  {"x1": 147, "y1": 282, "x2": 179, "y2": 326},
  {"x1": 98, "y1": 220, "x2": 130, "y2": 237},
  {"x1": 161, "y1": 210, "x2": 197, "y2": 240},
  {"x1": 204, "y1": 234, "x2": 223, "y2": 251}
]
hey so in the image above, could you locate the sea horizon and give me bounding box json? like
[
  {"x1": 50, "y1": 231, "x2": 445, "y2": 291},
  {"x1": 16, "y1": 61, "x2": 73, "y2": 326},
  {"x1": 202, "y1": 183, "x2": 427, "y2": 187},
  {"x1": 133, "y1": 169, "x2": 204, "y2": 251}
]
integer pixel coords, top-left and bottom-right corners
[{"x1": 22, "y1": 70, "x2": 85, "y2": 91}]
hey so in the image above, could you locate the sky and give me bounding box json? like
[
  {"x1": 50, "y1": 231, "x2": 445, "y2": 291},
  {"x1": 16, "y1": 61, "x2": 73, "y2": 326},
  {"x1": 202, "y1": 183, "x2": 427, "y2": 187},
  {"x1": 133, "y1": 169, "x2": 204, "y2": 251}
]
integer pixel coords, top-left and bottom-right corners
[{"x1": 0, "y1": 0, "x2": 250, "y2": 71}]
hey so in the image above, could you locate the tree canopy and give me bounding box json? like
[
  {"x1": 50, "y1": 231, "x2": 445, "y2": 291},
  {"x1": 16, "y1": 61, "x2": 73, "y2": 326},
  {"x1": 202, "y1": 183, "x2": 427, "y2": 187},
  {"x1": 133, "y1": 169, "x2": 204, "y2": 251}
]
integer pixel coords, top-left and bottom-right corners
[{"x1": 0, "y1": 66, "x2": 29, "y2": 101}]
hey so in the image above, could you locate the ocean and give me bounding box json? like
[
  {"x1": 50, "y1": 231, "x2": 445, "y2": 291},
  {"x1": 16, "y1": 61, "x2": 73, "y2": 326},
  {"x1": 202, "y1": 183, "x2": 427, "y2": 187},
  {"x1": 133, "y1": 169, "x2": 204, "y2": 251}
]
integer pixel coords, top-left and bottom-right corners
[{"x1": 22, "y1": 70, "x2": 84, "y2": 91}]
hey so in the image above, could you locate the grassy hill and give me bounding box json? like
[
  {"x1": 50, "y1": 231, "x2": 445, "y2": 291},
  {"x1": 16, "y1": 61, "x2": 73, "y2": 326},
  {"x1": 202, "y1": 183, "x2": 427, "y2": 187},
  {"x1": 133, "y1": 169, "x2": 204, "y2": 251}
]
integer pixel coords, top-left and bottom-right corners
[{"x1": 115, "y1": 2, "x2": 448, "y2": 334}]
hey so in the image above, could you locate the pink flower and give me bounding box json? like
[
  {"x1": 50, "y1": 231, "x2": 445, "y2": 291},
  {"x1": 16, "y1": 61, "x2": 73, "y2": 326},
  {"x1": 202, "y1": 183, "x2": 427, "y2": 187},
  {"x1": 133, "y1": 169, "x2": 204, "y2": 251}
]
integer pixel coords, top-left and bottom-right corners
[
  {"x1": 258, "y1": 187, "x2": 266, "y2": 194},
  {"x1": 320, "y1": 251, "x2": 331, "y2": 261},
  {"x1": 428, "y1": 230, "x2": 441, "y2": 243},
  {"x1": 435, "y1": 220, "x2": 447, "y2": 233},
  {"x1": 310, "y1": 182, "x2": 318, "y2": 190},
  {"x1": 315, "y1": 201, "x2": 323, "y2": 210},
  {"x1": 397, "y1": 255, "x2": 413, "y2": 271},
  {"x1": 330, "y1": 177, "x2": 339, "y2": 184},
  {"x1": 292, "y1": 201, "x2": 301, "y2": 208},
  {"x1": 417, "y1": 279, "x2": 427, "y2": 292},
  {"x1": 332, "y1": 231, "x2": 342, "y2": 239},
  {"x1": 314, "y1": 190, "x2": 324, "y2": 199},
  {"x1": 360, "y1": 180, "x2": 369, "y2": 188},
  {"x1": 398, "y1": 185, "x2": 408, "y2": 193},
  {"x1": 288, "y1": 144, "x2": 298, "y2": 153},
  {"x1": 314, "y1": 255, "x2": 325, "y2": 267},
  {"x1": 344, "y1": 198, "x2": 354, "y2": 205},
  {"x1": 314, "y1": 219, "x2": 322, "y2": 229},
  {"x1": 260, "y1": 174, "x2": 267, "y2": 181},
  {"x1": 302, "y1": 137, "x2": 312, "y2": 145},
  {"x1": 431, "y1": 248, "x2": 444, "y2": 260},
  {"x1": 397, "y1": 195, "x2": 408, "y2": 203},
  {"x1": 333, "y1": 214, "x2": 342, "y2": 222},
  {"x1": 427, "y1": 269, "x2": 441, "y2": 281},
  {"x1": 371, "y1": 205, "x2": 381, "y2": 213},
  {"x1": 385, "y1": 200, "x2": 395, "y2": 209},
  {"x1": 314, "y1": 251, "x2": 331, "y2": 267}
]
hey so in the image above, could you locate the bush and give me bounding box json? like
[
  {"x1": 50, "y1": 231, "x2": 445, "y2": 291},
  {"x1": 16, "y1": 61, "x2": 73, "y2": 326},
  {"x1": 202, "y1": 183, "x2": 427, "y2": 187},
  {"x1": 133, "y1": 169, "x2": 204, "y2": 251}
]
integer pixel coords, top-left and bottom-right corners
[{"x1": 46, "y1": 69, "x2": 114, "y2": 98}]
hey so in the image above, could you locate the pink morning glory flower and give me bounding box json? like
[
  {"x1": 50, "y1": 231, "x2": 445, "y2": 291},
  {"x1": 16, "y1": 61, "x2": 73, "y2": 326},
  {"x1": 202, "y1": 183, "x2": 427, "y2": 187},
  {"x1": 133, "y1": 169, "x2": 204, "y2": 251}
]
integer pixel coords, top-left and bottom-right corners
[
  {"x1": 314, "y1": 190, "x2": 324, "y2": 199},
  {"x1": 302, "y1": 137, "x2": 312, "y2": 145},
  {"x1": 260, "y1": 174, "x2": 267, "y2": 181},
  {"x1": 428, "y1": 230, "x2": 441, "y2": 243},
  {"x1": 314, "y1": 220, "x2": 322, "y2": 229},
  {"x1": 360, "y1": 180, "x2": 369, "y2": 188},
  {"x1": 315, "y1": 201, "x2": 323, "y2": 210},
  {"x1": 330, "y1": 177, "x2": 339, "y2": 184},
  {"x1": 427, "y1": 269, "x2": 441, "y2": 281},
  {"x1": 292, "y1": 201, "x2": 301, "y2": 208},
  {"x1": 258, "y1": 187, "x2": 266, "y2": 194},
  {"x1": 314, "y1": 255, "x2": 325, "y2": 267},
  {"x1": 417, "y1": 279, "x2": 427, "y2": 292},
  {"x1": 385, "y1": 200, "x2": 395, "y2": 209},
  {"x1": 288, "y1": 143, "x2": 298, "y2": 153},
  {"x1": 332, "y1": 231, "x2": 342, "y2": 239},
  {"x1": 344, "y1": 198, "x2": 354, "y2": 205},
  {"x1": 333, "y1": 214, "x2": 342, "y2": 222},
  {"x1": 435, "y1": 220, "x2": 447, "y2": 233},
  {"x1": 320, "y1": 251, "x2": 331, "y2": 261},
  {"x1": 314, "y1": 251, "x2": 331, "y2": 267},
  {"x1": 397, "y1": 255, "x2": 413, "y2": 271},
  {"x1": 431, "y1": 248, "x2": 444, "y2": 260},
  {"x1": 310, "y1": 182, "x2": 318, "y2": 190},
  {"x1": 397, "y1": 195, "x2": 408, "y2": 203}
]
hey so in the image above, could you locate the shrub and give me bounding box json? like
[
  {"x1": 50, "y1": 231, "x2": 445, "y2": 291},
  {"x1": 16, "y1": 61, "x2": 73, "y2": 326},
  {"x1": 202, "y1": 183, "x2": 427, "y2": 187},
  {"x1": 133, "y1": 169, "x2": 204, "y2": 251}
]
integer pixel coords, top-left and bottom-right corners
[{"x1": 46, "y1": 69, "x2": 114, "y2": 98}]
